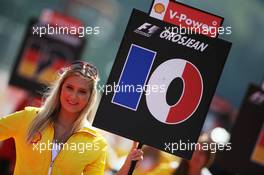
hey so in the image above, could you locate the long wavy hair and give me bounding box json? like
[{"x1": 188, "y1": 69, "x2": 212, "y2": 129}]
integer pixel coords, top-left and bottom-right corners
[{"x1": 27, "y1": 62, "x2": 99, "y2": 142}]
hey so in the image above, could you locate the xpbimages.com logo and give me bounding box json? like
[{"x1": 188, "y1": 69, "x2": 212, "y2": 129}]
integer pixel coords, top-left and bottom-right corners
[
  {"x1": 134, "y1": 22, "x2": 160, "y2": 37},
  {"x1": 164, "y1": 140, "x2": 232, "y2": 154},
  {"x1": 97, "y1": 82, "x2": 166, "y2": 95},
  {"x1": 32, "y1": 24, "x2": 100, "y2": 37},
  {"x1": 32, "y1": 140, "x2": 100, "y2": 154}
]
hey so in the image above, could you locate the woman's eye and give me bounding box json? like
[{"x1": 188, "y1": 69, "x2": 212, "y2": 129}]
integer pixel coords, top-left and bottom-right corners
[
  {"x1": 79, "y1": 90, "x2": 87, "y2": 94},
  {"x1": 66, "y1": 86, "x2": 73, "y2": 90}
]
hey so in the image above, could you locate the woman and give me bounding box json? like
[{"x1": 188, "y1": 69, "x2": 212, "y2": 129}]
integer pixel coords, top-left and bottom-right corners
[{"x1": 0, "y1": 61, "x2": 142, "y2": 175}]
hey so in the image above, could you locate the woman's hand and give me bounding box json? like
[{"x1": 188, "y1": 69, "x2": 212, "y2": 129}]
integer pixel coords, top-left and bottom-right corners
[
  {"x1": 116, "y1": 141, "x2": 143, "y2": 175},
  {"x1": 126, "y1": 142, "x2": 144, "y2": 162}
]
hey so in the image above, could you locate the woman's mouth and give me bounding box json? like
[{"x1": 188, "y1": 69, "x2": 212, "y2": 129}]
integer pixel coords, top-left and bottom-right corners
[{"x1": 67, "y1": 99, "x2": 78, "y2": 105}]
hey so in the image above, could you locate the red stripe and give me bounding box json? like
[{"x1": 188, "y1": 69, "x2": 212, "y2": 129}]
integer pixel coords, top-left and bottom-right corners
[
  {"x1": 52, "y1": 58, "x2": 69, "y2": 70},
  {"x1": 22, "y1": 49, "x2": 39, "y2": 62},
  {"x1": 166, "y1": 63, "x2": 202, "y2": 123},
  {"x1": 258, "y1": 131, "x2": 264, "y2": 147}
]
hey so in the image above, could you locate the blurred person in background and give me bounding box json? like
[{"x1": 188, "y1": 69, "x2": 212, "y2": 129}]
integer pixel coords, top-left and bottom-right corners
[
  {"x1": 172, "y1": 135, "x2": 215, "y2": 175},
  {"x1": 0, "y1": 61, "x2": 143, "y2": 175},
  {"x1": 134, "y1": 146, "x2": 163, "y2": 174},
  {"x1": 141, "y1": 134, "x2": 215, "y2": 175},
  {"x1": 132, "y1": 146, "x2": 178, "y2": 175}
]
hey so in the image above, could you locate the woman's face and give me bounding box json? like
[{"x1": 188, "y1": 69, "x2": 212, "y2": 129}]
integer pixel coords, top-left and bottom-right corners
[{"x1": 60, "y1": 74, "x2": 91, "y2": 115}]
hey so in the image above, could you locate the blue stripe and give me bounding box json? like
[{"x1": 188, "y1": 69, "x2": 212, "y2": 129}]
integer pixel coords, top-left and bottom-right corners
[{"x1": 112, "y1": 44, "x2": 156, "y2": 110}]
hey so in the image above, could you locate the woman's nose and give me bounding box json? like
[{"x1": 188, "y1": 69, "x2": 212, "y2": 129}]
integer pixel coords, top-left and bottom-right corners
[{"x1": 69, "y1": 91, "x2": 78, "y2": 100}]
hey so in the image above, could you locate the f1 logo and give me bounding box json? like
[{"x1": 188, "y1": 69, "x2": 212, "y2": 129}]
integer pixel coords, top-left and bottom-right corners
[
  {"x1": 137, "y1": 23, "x2": 159, "y2": 34},
  {"x1": 112, "y1": 44, "x2": 203, "y2": 124},
  {"x1": 134, "y1": 23, "x2": 160, "y2": 37}
]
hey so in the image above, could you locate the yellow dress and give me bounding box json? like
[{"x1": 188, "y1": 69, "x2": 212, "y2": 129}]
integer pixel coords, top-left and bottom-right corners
[{"x1": 0, "y1": 107, "x2": 107, "y2": 175}]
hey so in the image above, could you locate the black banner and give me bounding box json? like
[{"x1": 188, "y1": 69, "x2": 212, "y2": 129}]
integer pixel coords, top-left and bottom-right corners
[
  {"x1": 93, "y1": 9, "x2": 231, "y2": 159},
  {"x1": 220, "y1": 84, "x2": 264, "y2": 174},
  {"x1": 9, "y1": 19, "x2": 85, "y2": 96}
]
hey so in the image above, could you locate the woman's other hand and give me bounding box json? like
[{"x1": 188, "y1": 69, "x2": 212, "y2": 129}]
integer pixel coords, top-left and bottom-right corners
[{"x1": 116, "y1": 141, "x2": 143, "y2": 175}]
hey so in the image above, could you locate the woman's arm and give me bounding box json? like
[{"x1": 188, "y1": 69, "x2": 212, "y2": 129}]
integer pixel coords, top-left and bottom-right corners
[
  {"x1": 116, "y1": 142, "x2": 144, "y2": 175},
  {"x1": 82, "y1": 150, "x2": 107, "y2": 175},
  {"x1": 0, "y1": 110, "x2": 26, "y2": 141},
  {"x1": 83, "y1": 136, "x2": 108, "y2": 175}
]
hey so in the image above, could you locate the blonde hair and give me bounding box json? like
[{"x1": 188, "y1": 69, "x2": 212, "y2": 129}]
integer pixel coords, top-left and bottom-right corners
[{"x1": 27, "y1": 65, "x2": 99, "y2": 142}]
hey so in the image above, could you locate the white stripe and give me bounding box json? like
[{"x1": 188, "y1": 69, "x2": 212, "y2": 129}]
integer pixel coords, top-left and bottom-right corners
[{"x1": 146, "y1": 59, "x2": 186, "y2": 123}]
